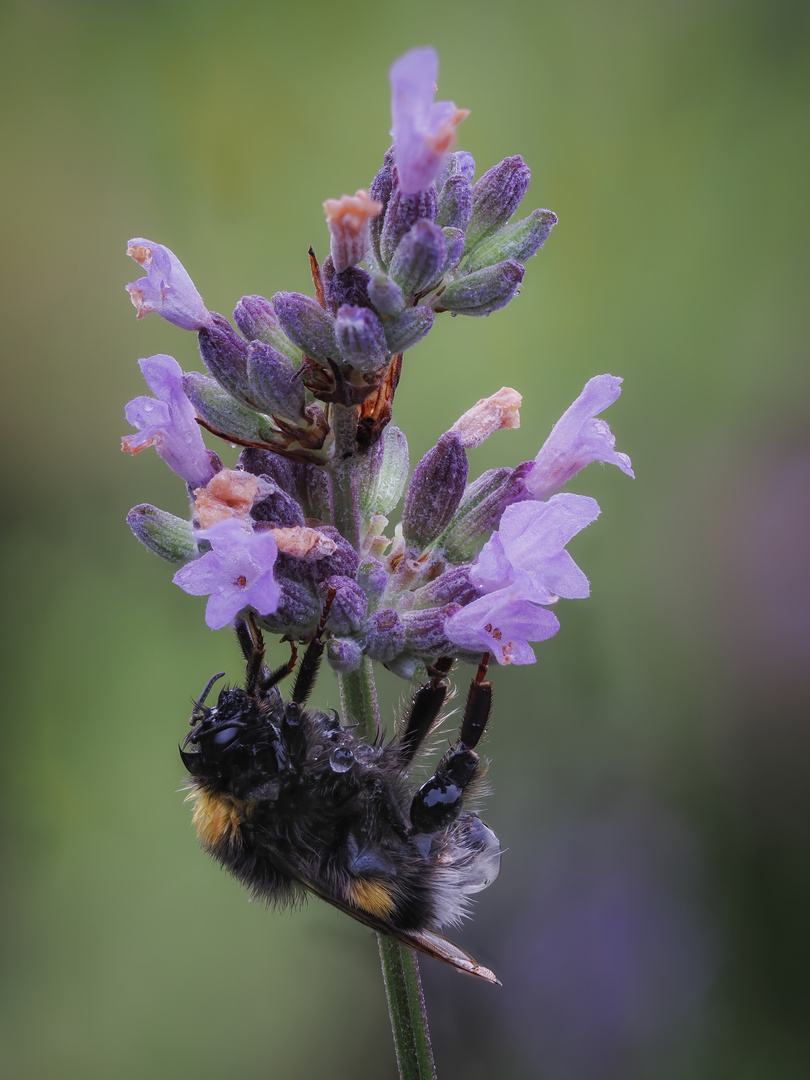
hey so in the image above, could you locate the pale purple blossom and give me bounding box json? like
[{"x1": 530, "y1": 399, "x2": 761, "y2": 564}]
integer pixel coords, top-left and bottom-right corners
[
  {"x1": 172, "y1": 518, "x2": 280, "y2": 630},
  {"x1": 126, "y1": 238, "x2": 211, "y2": 331},
  {"x1": 122, "y1": 354, "x2": 214, "y2": 488},
  {"x1": 526, "y1": 375, "x2": 634, "y2": 500},
  {"x1": 471, "y1": 494, "x2": 601, "y2": 604},
  {"x1": 389, "y1": 47, "x2": 468, "y2": 195},
  {"x1": 445, "y1": 587, "x2": 560, "y2": 665}
]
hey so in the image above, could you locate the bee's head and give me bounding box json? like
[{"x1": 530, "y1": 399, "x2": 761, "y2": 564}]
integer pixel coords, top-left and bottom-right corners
[{"x1": 180, "y1": 673, "x2": 285, "y2": 794}]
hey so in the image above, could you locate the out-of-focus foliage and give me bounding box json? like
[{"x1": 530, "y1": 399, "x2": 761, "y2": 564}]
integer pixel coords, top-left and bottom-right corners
[{"x1": 2, "y1": 1, "x2": 809, "y2": 1077}]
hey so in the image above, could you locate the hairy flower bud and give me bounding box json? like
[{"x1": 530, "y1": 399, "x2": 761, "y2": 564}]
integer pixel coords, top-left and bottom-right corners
[
  {"x1": 326, "y1": 636, "x2": 364, "y2": 674},
  {"x1": 363, "y1": 609, "x2": 406, "y2": 662},
  {"x1": 466, "y1": 156, "x2": 532, "y2": 252},
  {"x1": 464, "y1": 209, "x2": 557, "y2": 275},
  {"x1": 335, "y1": 305, "x2": 390, "y2": 372},
  {"x1": 379, "y1": 186, "x2": 438, "y2": 267},
  {"x1": 197, "y1": 313, "x2": 251, "y2": 403},
  {"x1": 251, "y1": 482, "x2": 307, "y2": 528},
  {"x1": 388, "y1": 220, "x2": 447, "y2": 296},
  {"x1": 322, "y1": 259, "x2": 372, "y2": 314},
  {"x1": 402, "y1": 432, "x2": 469, "y2": 550},
  {"x1": 436, "y1": 174, "x2": 473, "y2": 232},
  {"x1": 233, "y1": 295, "x2": 301, "y2": 364},
  {"x1": 401, "y1": 604, "x2": 462, "y2": 656},
  {"x1": 272, "y1": 291, "x2": 337, "y2": 363},
  {"x1": 359, "y1": 424, "x2": 409, "y2": 518},
  {"x1": 322, "y1": 576, "x2": 368, "y2": 635},
  {"x1": 368, "y1": 148, "x2": 396, "y2": 268},
  {"x1": 409, "y1": 565, "x2": 479, "y2": 608},
  {"x1": 182, "y1": 372, "x2": 277, "y2": 445},
  {"x1": 247, "y1": 340, "x2": 306, "y2": 422},
  {"x1": 382, "y1": 305, "x2": 434, "y2": 354},
  {"x1": 368, "y1": 274, "x2": 406, "y2": 318},
  {"x1": 439, "y1": 260, "x2": 524, "y2": 317},
  {"x1": 438, "y1": 150, "x2": 476, "y2": 188},
  {"x1": 126, "y1": 504, "x2": 196, "y2": 564},
  {"x1": 438, "y1": 462, "x2": 533, "y2": 562}
]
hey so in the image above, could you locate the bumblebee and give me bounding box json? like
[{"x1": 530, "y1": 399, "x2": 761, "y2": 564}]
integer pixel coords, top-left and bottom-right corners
[{"x1": 181, "y1": 616, "x2": 501, "y2": 983}]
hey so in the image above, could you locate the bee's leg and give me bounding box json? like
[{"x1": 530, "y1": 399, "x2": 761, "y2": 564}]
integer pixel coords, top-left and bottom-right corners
[
  {"x1": 409, "y1": 654, "x2": 493, "y2": 835},
  {"x1": 398, "y1": 656, "x2": 455, "y2": 765},
  {"x1": 290, "y1": 585, "x2": 336, "y2": 706}
]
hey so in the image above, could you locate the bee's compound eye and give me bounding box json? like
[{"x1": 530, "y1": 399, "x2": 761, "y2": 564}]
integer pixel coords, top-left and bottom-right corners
[
  {"x1": 329, "y1": 746, "x2": 354, "y2": 773},
  {"x1": 212, "y1": 726, "x2": 240, "y2": 747}
]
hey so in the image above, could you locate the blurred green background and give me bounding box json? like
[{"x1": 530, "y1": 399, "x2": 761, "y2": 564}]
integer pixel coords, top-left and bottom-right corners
[{"x1": 2, "y1": 0, "x2": 809, "y2": 1077}]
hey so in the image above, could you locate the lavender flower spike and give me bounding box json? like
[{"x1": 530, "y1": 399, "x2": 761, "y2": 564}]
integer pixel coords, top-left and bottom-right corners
[
  {"x1": 445, "y1": 587, "x2": 561, "y2": 665},
  {"x1": 122, "y1": 354, "x2": 214, "y2": 488},
  {"x1": 173, "y1": 518, "x2": 280, "y2": 630},
  {"x1": 390, "y1": 47, "x2": 469, "y2": 195},
  {"x1": 526, "y1": 375, "x2": 635, "y2": 500},
  {"x1": 126, "y1": 238, "x2": 211, "y2": 331}
]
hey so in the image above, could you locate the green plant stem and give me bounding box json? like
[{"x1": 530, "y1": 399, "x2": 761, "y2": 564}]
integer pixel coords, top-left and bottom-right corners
[{"x1": 333, "y1": 411, "x2": 438, "y2": 1079}]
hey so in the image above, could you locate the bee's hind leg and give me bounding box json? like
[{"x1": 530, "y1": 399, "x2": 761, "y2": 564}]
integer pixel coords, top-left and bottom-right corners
[{"x1": 408, "y1": 654, "x2": 493, "y2": 835}]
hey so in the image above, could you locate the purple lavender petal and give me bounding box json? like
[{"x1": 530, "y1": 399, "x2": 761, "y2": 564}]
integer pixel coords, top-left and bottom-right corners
[
  {"x1": 472, "y1": 495, "x2": 600, "y2": 603},
  {"x1": 126, "y1": 238, "x2": 211, "y2": 331},
  {"x1": 122, "y1": 354, "x2": 213, "y2": 488},
  {"x1": 445, "y1": 588, "x2": 560, "y2": 665},
  {"x1": 527, "y1": 375, "x2": 634, "y2": 499},
  {"x1": 389, "y1": 47, "x2": 467, "y2": 195},
  {"x1": 172, "y1": 518, "x2": 280, "y2": 630}
]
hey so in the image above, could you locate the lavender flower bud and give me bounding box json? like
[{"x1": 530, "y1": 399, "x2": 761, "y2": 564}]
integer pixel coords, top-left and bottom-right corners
[
  {"x1": 272, "y1": 291, "x2": 337, "y2": 363},
  {"x1": 379, "y1": 186, "x2": 438, "y2": 267},
  {"x1": 322, "y1": 576, "x2": 367, "y2": 635},
  {"x1": 464, "y1": 209, "x2": 558, "y2": 274},
  {"x1": 368, "y1": 148, "x2": 396, "y2": 268},
  {"x1": 322, "y1": 259, "x2": 372, "y2": 314},
  {"x1": 440, "y1": 228, "x2": 466, "y2": 276},
  {"x1": 297, "y1": 463, "x2": 331, "y2": 523},
  {"x1": 436, "y1": 174, "x2": 473, "y2": 232},
  {"x1": 438, "y1": 150, "x2": 476, "y2": 188},
  {"x1": 335, "y1": 305, "x2": 390, "y2": 373},
  {"x1": 323, "y1": 190, "x2": 383, "y2": 273},
  {"x1": 388, "y1": 220, "x2": 448, "y2": 296},
  {"x1": 466, "y1": 156, "x2": 532, "y2": 251},
  {"x1": 311, "y1": 526, "x2": 360, "y2": 580},
  {"x1": 401, "y1": 604, "x2": 462, "y2": 656},
  {"x1": 438, "y1": 461, "x2": 533, "y2": 562},
  {"x1": 358, "y1": 558, "x2": 387, "y2": 606},
  {"x1": 359, "y1": 424, "x2": 409, "y2": 517},
  {"x1": 182, "y1": 371, "x2": 277, "y2": 445},
  {"x1": 402, "y1": 432, "x2": 469, "y2": 550},
  {"x1": 409, "y1": 565, "x2": 479, "y2": 608},
  {"x1": 246, "y1": 340, "x2": 306, "y2": 421},
  {"x1": 326, "y1": 636, "x2": 364, "y2": 674},
  {"x1": 234, "y1": 295, "x2": 301, "y2": 365},
  {"x1": 367, "y1": 274, "x2": 405, "y2": 318},
  {"x1": 197, "y1": 313, "x2": 251, "y2": 403},
  {"x1": 382, "y1": 305, "x2": 434, "y2": 355},
  {"x1": 238, "y1": 447, "x2": 296, "y2": 490},
  {"x1": 257, "y1": 578, "x2": 321, "y2": 639},
  {"x1": 251, "y1": 482, "x2": 306, "y2": 528},
  {"x1": 438, "y1": 260, "x2": 524, "y2": 317},
  {"x1": 363, "y1": 609, "x2": 406, "y2": 662},
  {"x1": 126, "y1": 504, "x2": 196, "y2": 564}
]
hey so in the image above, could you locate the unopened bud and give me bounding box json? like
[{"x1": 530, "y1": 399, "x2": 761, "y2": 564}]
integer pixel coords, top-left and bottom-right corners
[
  {"x1": 363, "y1": 609, "x2": 406, "y2": 662},
  {"x1": 327, "y1": 636, "x2": 364, "y2": 674},
  {"x1": 182, "y1": 371, "x2": 277, "y2": 445},
  {"x1": 402, "y1": 431, "x2": 469, "y2": 550},
  {"x1": 379, "y1": 186, "x2": 438, "y2": 267},
  {"x1": 322, "y1": 259, "x2": 372, "y2": 314},
  {"x1": 402, "y1": 604, "x2": 462, "y2": 656},
  {"x1": 251, "y1": 482, "x2": 306, "y2": 528},
  {"x1": 388, "y1": 220, "x2": 447, "y2": 296},
  {"x1": 335, "y1": 305, "x2": 390, "y2": 373},
  {"x1": 368, "y1": 274, "x2": 406, "y2": 318},
  {"x1": 382, "y1": 305, "x2": 434, "y2": 355},
  {"x1": 466, "y1": 155, "x2": 531, "y2": 251},
  {"x1": 247, "y1": 340, "x2": 307, "y2": 422},
  {"x1": 437, "y1": 174, "x2": 473, "y2": 232},
  {"x1": 272, "y1": 291, "x2": 337, "y2": 363},
  {"x1": 359, "y1": 424, "x2": 409, "y2": 517},
  {"x1": 322, "y1": 576, "x2": 368, "y2": 635},
  {"x1": 126, "y1": 504, "x2": 196, "y2": 564},
  {"x1": 464, "y1": 208, "x2": 557, "y2": 274},
  {"x1": 438, "y1": 461, "x2": 533, "y2": 562},
  {"x1": 438, "y1": 260, "x2": 524, "y2": 317},
  {"x1": 197, "y1": 313, "x2": 250, "y2": 403}
]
